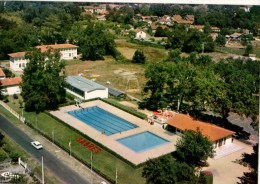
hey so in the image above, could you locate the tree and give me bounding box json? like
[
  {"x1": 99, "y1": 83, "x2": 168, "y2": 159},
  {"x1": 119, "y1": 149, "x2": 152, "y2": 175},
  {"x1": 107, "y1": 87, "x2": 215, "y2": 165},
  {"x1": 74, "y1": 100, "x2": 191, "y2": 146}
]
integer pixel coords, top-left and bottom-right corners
[
  {"x1": 132, "y1": 49, "x2": 146, "y2": 64},
  {"x1": 243, "y1": 44, "x2": 253, "y2": 56},
  {"x1": 167, "y1": 49, "x2": 182, "y2": 63},
  {"x1": 175, "y1": 129, "x2": 214, "y2": 168},
  {"x1": 238, "y1": 144, "x2": 258, "y2": 184},
  {"x1": 142, "y1": 155, "x2": 197, "y2": 184},
  {"x1": 21, "y1": 48, "x2": 66, "y2": 113},
  {"x1": 154, "y1": 27, "x2": 166, "y2": 37},
  {"x1": 215, "y1": 34, "x2": 226, "y2": 46}
]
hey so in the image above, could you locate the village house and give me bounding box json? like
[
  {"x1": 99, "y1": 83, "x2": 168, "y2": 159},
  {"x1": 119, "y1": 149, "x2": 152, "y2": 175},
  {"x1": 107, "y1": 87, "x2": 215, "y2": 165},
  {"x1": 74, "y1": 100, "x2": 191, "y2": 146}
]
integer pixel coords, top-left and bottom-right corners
[
  {"x1": 0, "y1": 68, "x2": 6, "y2": 80},
  {"x1": 8, "y1": 44, "x2": 78, "y2": 72},
  {"x1": 134, "y1": 30, "x2": 147, "y2": 40},
  {"x1": 1, "y1": 77, "x2": 22, "y2": 95},
  {"x1": 167, "y1": 113, "x2": 235, "y2": 149},
  {"x1": 81, "y1": 5, "x2": 107, "y2": 15}
]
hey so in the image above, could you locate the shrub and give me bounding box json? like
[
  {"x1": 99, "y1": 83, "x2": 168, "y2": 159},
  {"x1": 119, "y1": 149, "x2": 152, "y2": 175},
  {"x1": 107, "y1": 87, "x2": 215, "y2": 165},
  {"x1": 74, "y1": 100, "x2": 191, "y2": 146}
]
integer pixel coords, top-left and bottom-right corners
[
  {"x1": 13, "y1": 94, "x2": 18, "y2": 99},
  {"x1": 0, "y1": 148, "x2": 8, "y2": 162}
]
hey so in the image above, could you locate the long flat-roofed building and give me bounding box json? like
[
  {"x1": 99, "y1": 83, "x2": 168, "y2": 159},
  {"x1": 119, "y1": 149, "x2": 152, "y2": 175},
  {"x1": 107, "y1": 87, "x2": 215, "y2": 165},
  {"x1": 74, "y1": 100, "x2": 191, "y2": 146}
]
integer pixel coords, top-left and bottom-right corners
[
  {"x1": 66, "y1": 76, "x2": 108, "y2": 100},
  {"x1": 167, "y1": 113, "x2": 235, "y2": 148}
]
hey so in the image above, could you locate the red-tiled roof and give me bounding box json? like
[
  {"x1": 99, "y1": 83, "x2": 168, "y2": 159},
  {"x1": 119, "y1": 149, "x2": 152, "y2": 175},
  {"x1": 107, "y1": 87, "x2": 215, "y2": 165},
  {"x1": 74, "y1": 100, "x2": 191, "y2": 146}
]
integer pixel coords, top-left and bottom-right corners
[
  {"x1": 0, "y1": 68, "x2": 5, "y2": 77},
  {"x1": 167, "y1": 114, "x2": 235, "y2": 142},
  {"x1": 8, "y1": 44, "x2": 78, "y2": 58},
  {"x1": 36, "y1": 44, "x2": 78, "y2": 52},
  {"x1": 8, "y1": 52, "x2": 26, "y2": 58},
  {"x1": 1, "y1": 77, "x2": 22, "y2": 86}
]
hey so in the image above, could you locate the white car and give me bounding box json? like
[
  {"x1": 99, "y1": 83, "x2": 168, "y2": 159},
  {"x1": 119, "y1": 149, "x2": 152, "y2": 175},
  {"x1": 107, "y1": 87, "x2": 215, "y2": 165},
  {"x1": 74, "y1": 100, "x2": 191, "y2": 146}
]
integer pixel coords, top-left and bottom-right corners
[{"x1": 31, "y1": 141, "x2": 43, "y2": 149}]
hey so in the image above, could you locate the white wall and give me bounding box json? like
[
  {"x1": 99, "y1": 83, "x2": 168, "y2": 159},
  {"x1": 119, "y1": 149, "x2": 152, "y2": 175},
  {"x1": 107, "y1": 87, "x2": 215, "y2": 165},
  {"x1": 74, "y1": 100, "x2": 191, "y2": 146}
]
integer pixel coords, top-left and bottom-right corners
[
  {"x1": 65, "y1": 89, "x2": 84, "y2": 100},
  {"x1": 10, "y1": 57, "x2": 29, "y2": 71},
  {"x1": 3, "y1": 86, "x2": 21, "y2": 95},
  {"x1": 213, "y1": 136, "x2": 233, "y2": 148},
  {"x1": 66, "y1": 88, "x2": 108, "y2": 100},
  {"x1": 136, "y1": 31, "x2": 146, "y2": 40},
  {"x1": 84, "y1": 89, "x2": 108, "y2": 100},
  {"x1": 60, "y1": 48, "x2": 77, "y2": 60}
]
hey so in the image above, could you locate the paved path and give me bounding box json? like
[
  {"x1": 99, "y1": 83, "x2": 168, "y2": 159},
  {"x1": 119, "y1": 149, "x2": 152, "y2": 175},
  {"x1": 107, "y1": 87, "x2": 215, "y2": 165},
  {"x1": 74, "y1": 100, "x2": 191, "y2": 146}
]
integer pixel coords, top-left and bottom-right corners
[
  {"x1": 203, "y1": 140, "x2": 253, "y2": 184},
  {"x1": 0, "y1": 115, "x2": 107, "y2": 184}
]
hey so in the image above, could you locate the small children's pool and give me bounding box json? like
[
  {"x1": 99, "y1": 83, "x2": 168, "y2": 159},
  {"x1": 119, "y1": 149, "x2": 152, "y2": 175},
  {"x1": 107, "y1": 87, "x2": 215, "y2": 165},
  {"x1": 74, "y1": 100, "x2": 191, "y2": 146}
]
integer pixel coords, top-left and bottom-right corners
[{"x1": 117, "y1": 131, "x2": 169, "y2": 153}]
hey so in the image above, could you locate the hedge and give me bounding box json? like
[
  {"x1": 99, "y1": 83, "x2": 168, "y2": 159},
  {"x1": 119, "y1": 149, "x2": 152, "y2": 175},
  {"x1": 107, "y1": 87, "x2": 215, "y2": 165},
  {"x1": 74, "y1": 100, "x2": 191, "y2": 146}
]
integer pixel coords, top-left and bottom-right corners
[{"x1": 101, "y1": 98, "x2": 147, "y2": 120}]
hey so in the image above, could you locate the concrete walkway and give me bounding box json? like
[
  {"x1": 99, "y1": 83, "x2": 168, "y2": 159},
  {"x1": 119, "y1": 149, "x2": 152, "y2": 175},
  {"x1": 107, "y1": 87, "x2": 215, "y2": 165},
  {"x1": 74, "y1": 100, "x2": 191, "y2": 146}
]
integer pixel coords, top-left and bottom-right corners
[
  {"x1": 204, "y1": 139, "x2": 253, "y2": 184},
  {"x1": 51, "y1": 100, "x2": 179, "y2": 165}
]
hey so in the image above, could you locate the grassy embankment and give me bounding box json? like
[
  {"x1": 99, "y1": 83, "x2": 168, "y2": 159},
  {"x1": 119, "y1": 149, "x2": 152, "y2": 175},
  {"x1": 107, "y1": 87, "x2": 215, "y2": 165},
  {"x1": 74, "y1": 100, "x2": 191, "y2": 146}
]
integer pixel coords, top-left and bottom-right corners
[{"x1": 0, "y1": 105, "x2": 61, "y2": 184}]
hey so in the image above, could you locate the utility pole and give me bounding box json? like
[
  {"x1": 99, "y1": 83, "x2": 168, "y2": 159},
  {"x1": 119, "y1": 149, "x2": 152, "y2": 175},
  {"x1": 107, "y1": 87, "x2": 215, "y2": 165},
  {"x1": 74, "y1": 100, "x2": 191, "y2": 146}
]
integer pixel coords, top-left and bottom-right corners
[
  {"x1": 116, "y1": 168, "x2": 118, "y2": 184},
  {"x1": 202, "y1": 42, "x2": 205, "y2": 54},
  {"x1": 42, "y1": 156, "x2": 44, "y2": 184}
]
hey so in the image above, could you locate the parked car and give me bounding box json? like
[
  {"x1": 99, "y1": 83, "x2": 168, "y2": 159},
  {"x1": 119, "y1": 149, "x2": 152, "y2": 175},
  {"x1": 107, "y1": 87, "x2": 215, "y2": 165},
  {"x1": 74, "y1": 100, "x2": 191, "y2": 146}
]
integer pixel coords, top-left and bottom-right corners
[{"x1": 31, "y1": 141, "x2": 43, "y2": 149}]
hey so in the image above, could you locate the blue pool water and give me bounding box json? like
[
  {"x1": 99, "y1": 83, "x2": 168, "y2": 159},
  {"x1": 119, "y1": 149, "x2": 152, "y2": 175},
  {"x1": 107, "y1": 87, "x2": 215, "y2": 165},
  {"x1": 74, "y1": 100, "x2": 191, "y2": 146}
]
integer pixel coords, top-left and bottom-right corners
[
  {"x1": 117, "y1": 131, "x2": 169, "y2": 152},
  {"x1": 68, "y1": 106, "x2": 138, "y2": 135}
]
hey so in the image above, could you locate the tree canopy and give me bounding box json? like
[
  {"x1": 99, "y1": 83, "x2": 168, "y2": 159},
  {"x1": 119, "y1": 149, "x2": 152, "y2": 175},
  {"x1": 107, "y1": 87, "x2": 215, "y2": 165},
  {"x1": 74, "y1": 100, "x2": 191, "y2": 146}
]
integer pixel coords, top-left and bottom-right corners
[
  {"x1": 132, "y1": 49, "x2": 146, "y2": 64},
  {"x1": 142, "y1": 155, "x2": 198, "y2": 184},
  {"x1": 142, "y1": 53, "x2": 259, "y2": 120},
  {"x1": 21, "y1": 49, "x2": 66, "y2": 113},
  {"x1": 175, "y1": 129, "x2": 214, "y2": 168}
]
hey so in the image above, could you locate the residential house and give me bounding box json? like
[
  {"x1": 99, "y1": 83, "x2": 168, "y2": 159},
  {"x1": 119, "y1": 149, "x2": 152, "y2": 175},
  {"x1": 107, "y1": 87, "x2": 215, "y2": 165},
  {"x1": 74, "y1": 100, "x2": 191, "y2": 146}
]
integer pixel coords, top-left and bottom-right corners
[
  {"x1": 229, "y1": 32, "x2": 243, "y2": 41},
  {"x1": 135, "y1": 30, "x2": 147, "y2": 40},
  {"x1": 1, "y1": 77, "x2": 22, "y2": 95},
  {"x1": 167, "y1": 113, "x2": 235, "y2": 148},
  {"x1": 0, "y1": 68, "x2": 6, "y2": 80},
  {"x1": 66, "y1": 76, "x2": 108, "y2": 100},
  {"x1": 185, "y1": 15, "x2": 195, "y2": 24},
  {"x1": 190, "y1": 25, "x2": 204, "y2": 32},
  {"x1": 211, "y1": 26, "x2": 220, "y2": 33},
  {"x1": 81, "y1": 5, "x2": 107, "y2": 15},
  {"x1": 9, "y1": 44, "x2": 78, "y2": 72}
]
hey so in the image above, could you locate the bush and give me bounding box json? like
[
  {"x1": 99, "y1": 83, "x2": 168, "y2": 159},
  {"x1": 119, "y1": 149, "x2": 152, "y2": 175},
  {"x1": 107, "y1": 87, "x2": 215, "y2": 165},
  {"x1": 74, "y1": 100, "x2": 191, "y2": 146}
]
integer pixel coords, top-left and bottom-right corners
[
  {"x1": 101, "y1": 98, "x2": 147, "y2": 120},
  {"x1": 10, "y1": 152, "x2": 19, "y2": 163},
  {"x1": 13, "y1": 94, "x2": 18, "y2": 100},
  {"x1": 0, "y1": 148, "x2": 8, "y2": 162}
]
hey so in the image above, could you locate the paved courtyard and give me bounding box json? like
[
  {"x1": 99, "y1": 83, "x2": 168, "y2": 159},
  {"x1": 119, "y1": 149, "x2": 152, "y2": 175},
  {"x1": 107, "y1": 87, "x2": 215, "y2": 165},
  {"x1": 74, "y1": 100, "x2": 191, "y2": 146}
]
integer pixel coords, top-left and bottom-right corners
[
  {"x1": 50, "y1": 100, "x2": 179, "y2": 165},
  {"x1": 204, "y1": 139, "x2": 253, "y2": 184}
]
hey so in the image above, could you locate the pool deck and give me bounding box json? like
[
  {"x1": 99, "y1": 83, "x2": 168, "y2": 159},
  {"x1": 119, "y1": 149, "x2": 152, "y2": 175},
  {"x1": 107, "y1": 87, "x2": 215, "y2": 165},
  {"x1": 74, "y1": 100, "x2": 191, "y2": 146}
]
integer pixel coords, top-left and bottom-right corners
[{"x1": 50, "y1": 100, "x2": 179, "y2": 165}]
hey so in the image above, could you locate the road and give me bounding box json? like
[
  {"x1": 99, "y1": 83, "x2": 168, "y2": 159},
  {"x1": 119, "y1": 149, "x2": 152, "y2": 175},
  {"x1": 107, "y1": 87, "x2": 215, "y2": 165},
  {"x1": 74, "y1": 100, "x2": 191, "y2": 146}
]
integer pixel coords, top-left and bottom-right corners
[{"x1": 0, "y1": 115, "x2": 90, "y2": 184}]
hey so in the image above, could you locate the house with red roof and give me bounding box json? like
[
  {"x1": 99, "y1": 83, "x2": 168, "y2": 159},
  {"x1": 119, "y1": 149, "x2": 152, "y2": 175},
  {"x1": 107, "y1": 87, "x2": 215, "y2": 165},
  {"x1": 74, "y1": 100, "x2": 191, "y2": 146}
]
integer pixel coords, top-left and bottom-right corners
[
  {"x1": 1, "y1": 77, "x2": 22, "y2": 95},
  {"x1": 0, "y1": 68, "x2": 6, "y2": 80},
  {"x1": 8, "y1": 44, "x2": 78, "y2": 72},
  {"x1": 167, "y1": 113, "x2": 235, "y2": 148}
]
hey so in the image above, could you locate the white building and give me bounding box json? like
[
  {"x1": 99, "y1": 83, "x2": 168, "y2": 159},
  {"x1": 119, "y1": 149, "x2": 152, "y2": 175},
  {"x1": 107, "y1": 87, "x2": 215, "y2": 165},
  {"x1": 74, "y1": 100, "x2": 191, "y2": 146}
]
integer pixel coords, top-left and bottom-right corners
[
  {"x1": 1, "y1": 77, "x2": 22, "y2": 95},
  {"x1": 66, "y1": 76, "x2": 108, "y2": 100},
  {"x1": 8, "y1": 44, "x2": 78, "y2": 72},
  {"x1": 135, "y1": 30, "x2": 147, "y2": 40},
  {"x1": 8, "y1": 52, "x2": 29, "y2": 72}
]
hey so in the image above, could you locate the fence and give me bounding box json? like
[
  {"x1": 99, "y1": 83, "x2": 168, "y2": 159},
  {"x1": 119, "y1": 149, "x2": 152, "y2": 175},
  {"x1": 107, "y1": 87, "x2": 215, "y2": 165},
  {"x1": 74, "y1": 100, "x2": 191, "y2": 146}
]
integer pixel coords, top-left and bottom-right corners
[{"x1": 0, "y1": 100, "x2": 25, "y2": 123}]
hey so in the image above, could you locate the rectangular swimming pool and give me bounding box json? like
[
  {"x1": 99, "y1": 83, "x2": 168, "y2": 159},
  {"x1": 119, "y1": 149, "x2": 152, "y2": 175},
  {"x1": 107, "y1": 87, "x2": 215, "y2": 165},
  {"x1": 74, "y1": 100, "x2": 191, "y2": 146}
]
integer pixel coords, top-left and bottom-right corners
[
  {"x1": 117, "y1": 131, "x2": 169, "y2": 152},
  {"x1": 68, "y1": 106, "x2": 138, "y2": 135}
]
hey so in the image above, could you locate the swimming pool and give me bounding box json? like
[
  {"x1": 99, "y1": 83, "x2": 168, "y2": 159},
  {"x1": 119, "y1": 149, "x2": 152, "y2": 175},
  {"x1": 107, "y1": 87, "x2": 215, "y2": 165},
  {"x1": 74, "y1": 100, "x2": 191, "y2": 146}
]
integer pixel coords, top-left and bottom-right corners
[
  {"x1": 68, "y1": 106, "x2": 138, "y2": 135},
  {"x1": 117, "y1": 131, "x2": 169, "y2": 152}
]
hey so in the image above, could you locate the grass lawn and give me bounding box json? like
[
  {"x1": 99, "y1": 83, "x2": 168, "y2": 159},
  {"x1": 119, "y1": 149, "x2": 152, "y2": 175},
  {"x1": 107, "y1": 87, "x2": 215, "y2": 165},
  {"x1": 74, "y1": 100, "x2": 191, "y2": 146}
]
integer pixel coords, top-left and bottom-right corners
[
  {"x1": 5, "y1": 98, "x2": 146, "y2": 184},
  {"x1": 0, "y1": 105, "x2": 61, "y2": 184},
  {"x1": 215, "y1": 46, "x2": 245, "y2": 56},
  {"x1": 65, "y1": 57, "x2": 146, "y2": 99},
  {"x1": 115, "y1": 39, "x2": 168, "y2": 62}
]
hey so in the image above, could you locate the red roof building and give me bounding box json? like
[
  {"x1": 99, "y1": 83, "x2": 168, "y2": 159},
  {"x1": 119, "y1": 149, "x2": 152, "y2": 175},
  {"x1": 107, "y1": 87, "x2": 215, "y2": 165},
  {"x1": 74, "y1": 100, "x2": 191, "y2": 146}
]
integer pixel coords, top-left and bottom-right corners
[{"x1": 167, "y1": 114, "x2": 235, "y2": 148}]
